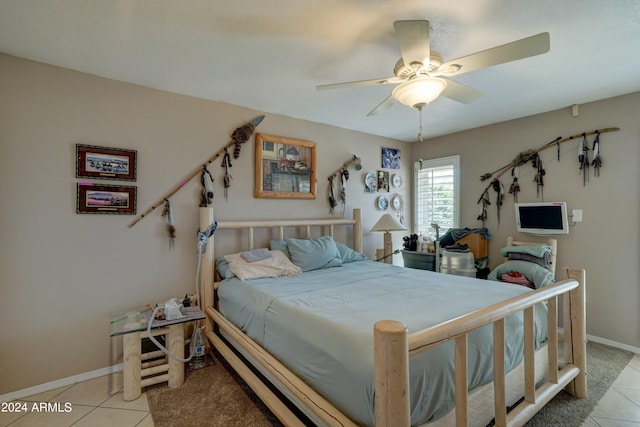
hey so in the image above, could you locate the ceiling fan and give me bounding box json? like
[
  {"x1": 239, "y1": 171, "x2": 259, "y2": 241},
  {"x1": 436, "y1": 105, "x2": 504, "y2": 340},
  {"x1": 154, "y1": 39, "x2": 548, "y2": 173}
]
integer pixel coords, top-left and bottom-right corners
[{"x1": 316, "y1": 20, "x2": 550, "y2": 116}]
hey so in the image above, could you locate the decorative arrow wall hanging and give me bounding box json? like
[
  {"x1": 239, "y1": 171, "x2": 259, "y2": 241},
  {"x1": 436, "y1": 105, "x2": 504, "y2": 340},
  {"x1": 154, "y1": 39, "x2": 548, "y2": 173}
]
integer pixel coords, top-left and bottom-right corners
[
  {"x1": 128, "y1": 115, "x2": 265, "y2": 228},
  {"x1": 476, "y1": 127, "x2": 619, "y2": 225}
]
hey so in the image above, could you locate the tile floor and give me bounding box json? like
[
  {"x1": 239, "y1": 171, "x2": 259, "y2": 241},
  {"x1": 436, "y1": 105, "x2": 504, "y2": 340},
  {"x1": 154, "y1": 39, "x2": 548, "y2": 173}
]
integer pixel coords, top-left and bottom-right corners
[
  {"x1": 0, "y1": 372, "x2": 152, "y2": 427},
  {"x1": 1, "y1": 354, "x2": 639, "y2": 427},
  {"x1": 583, "y1": 353, "x2": 640, "y2": 427}
]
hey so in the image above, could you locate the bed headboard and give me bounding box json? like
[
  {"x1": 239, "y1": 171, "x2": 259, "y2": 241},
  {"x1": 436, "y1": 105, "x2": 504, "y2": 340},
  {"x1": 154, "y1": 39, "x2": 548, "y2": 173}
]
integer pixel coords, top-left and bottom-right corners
[
  {"x1": 198, "y1": 208, "x2": 363, "y2": 312},
  {"x1": 214, "y1": 208, "x2": 362, "y2": 253},
  {"x1": 505, "y1": 235, "x2": 557, "y2": 279}
]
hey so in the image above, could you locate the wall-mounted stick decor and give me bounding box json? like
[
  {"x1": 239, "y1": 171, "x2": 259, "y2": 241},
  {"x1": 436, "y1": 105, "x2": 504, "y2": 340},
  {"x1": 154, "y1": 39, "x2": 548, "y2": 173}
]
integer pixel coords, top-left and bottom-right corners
[
  {"x1": 476, "y1": 127, "x2": 619, "y2": 225},
  {"x1": 327, "y1": 155, "x2": 362, "y2": 214},
  {"x1": 161, "y1": 198, "x2": 175, "y2": 248},
  {"x1": 127, "y1": 115, "x2": 265, "y2": 228}
]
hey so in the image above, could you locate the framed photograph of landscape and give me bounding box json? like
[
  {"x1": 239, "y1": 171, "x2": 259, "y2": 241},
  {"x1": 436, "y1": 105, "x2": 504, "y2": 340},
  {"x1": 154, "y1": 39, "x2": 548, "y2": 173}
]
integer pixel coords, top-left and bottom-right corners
[
  {"x1": 76, "y1": 183, "x2": 137, "y2": 214},
  {"x1": 76, "y1": 144, "x2": 137, "y2": 181}
]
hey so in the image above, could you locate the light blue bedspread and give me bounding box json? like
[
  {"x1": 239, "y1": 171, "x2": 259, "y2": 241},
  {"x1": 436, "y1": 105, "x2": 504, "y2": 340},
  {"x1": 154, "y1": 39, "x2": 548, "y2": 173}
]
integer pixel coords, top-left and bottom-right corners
[{"x1": 218, "y1": 260, "x2": 548, "y2": 426}]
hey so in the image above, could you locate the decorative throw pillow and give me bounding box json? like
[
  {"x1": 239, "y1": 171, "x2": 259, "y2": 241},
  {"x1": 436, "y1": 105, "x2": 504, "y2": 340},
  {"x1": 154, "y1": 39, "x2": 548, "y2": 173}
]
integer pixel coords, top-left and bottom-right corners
[
  {"x1": 241, "y1": 248, "x2": 272, "y2": 262},
  {"x1": 284, "y1": 236, "x2": 343, "y2": 272}
]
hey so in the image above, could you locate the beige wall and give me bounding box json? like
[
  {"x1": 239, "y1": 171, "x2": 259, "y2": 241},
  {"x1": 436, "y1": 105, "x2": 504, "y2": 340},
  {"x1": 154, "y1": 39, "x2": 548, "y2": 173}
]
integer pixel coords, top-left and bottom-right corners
[
  {"x1": 411, "y1": 91, "x2": 640, "y2": 350},
  {"x1": 0, "y1": 54, "x2": 411, "y2": 394},
  {"x1": 2, "y1": 52, "x2": 638, "y2": 395}
]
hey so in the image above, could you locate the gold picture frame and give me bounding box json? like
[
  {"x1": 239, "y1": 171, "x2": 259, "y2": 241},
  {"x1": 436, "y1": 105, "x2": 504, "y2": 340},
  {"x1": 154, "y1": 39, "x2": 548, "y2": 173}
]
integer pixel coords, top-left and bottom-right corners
[{"x1": 255, "y1": 133, "x2": 316, "y2": 199}]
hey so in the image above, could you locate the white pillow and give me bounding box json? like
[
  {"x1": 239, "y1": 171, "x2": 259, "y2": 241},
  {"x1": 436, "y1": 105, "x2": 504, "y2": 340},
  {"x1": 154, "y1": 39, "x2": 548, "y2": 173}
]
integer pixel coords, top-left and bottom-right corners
[{"x1": 224, "y1": 250, "x2": 302, "y2": 281}]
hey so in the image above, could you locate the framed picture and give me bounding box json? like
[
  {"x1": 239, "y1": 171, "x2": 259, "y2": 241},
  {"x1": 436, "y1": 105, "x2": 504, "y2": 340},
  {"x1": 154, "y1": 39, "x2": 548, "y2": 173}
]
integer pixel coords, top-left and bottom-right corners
[
  {"x1": 381, "y1": 147, "x2": 401, "y2": 169},
  {"x1": 254, "y1": 133, "x2": 317, "y2": 199},
  {"x1": 77, "y1": 183, "x2": 137, "y2": 214},
  {"x1": 377, "y1": 170, "x2": 390, "y2": 192},
  {"x1": 76, "y1": 144, "x2": 137, "y2": 181}
]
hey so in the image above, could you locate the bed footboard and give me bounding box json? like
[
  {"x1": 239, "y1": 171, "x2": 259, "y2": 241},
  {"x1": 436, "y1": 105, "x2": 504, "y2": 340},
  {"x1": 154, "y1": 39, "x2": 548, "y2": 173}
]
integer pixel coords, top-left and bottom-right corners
[{"x1": 374, "y1": 268, "x2": 587, "y2": 427}]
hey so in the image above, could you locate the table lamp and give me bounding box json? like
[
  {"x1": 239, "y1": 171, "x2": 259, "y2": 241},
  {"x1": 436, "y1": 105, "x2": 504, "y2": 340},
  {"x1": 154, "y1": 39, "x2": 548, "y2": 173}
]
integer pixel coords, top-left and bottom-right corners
[{"x1": 371, "y1": 213, "x2": 407, "y2": 263}]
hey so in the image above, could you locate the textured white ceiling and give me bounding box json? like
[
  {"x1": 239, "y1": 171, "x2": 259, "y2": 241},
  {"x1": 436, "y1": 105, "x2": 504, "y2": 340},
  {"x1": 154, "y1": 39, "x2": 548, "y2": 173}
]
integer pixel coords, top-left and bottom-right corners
[{"x1": 1, "y1": 0, "x2": 639, "y2": 141}]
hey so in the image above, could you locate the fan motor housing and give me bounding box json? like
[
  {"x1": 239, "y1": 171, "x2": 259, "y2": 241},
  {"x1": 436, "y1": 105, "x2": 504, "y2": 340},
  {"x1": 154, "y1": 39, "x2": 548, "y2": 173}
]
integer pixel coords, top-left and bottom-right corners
[{"x1": 393, "y1": 51, "x2": 443, "y2": 79}]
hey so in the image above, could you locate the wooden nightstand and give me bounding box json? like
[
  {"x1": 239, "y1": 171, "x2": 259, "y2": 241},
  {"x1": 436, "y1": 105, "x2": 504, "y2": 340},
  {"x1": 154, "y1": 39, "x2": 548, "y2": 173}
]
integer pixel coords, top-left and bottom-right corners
[{"x1": 110, "y1": 305, "x2": 205, "y2": 401}]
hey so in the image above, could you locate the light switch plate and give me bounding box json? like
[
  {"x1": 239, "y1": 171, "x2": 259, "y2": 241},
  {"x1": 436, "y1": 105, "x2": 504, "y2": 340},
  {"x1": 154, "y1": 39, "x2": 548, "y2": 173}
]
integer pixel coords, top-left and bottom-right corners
[{"x1": 572, "y1": 209, "x2": 583, "y2": 222}]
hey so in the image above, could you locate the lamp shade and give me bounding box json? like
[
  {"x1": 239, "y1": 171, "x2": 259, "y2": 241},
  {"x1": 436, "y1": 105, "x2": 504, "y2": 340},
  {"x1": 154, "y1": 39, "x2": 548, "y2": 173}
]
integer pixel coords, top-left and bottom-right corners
[
  {"x1": 392, "y1": 76, "x2": 447, "y2": 109},
  {"x1": 370, "y1": 214, "x2": 407, "y2": 233}
]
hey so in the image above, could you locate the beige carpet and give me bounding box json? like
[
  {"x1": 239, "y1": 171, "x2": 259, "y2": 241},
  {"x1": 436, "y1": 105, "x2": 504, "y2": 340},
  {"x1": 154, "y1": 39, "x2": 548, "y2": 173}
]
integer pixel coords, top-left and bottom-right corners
[
  {"x1": 146, "y1": 353, "x2": 283, "y2": 427},
  {"x1": 147, "y1": 341, "x2": 633, "y2": 427}
]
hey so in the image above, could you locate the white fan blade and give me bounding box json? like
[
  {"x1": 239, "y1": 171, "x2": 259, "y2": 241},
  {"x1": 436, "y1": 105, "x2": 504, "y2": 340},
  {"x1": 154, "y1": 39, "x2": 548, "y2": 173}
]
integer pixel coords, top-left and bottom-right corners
[
  {"x1": 441, "y1": 79, "x2": 483, "y2": 104},
  {"x1": 438, "y1": 32, "x2": 550, "y2": 76},
  {"x1": 316, "y1": 76, "x2": 402, "y2": 91},
  {"x1": 367, "y1": 95, "x2": 396, "y2": 116},
  {"x1": 394, "y1": 20, "x2": 430, "y2": 68}
]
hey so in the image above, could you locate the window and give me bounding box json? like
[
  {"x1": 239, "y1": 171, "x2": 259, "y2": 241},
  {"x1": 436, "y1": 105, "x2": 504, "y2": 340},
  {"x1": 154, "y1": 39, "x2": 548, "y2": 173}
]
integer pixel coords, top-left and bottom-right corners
[{"x1": 414, "y1": 155, "x2": 460, "y2": 238}]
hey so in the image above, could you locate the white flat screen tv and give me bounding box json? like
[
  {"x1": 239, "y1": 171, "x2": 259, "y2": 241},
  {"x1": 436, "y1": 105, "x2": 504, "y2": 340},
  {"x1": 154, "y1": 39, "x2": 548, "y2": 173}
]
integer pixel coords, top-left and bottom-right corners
[{"x1": 515, "y1": 202, "x2": 569, "y2": 235}]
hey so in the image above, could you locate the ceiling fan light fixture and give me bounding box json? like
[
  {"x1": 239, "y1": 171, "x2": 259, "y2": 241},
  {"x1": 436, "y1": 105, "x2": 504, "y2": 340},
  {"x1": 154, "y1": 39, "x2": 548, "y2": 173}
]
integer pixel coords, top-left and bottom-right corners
[{"x1": 392, "y1": 77, "x2": 447, "y2": 109}]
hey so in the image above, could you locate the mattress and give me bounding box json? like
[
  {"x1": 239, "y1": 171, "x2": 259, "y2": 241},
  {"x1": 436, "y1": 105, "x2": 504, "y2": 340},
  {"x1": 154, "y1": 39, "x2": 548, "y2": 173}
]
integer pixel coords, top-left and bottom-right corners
[{"x1": 218, "y1": 260, "x2": 548, "y2": 426}]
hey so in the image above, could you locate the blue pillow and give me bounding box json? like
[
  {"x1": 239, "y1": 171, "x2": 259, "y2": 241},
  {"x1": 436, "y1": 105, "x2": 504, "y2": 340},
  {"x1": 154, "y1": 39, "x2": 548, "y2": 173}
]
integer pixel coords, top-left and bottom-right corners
[
  {"x1": 215, "y1": 257, "x2": 236, "y2": 279},
  {"x1": 335, "y1": 242, "x2": 366, "y2": 263},
  {"x1": 284, "y1": 236, "x2": 342, "y2": 272},
  {"x1": 269, "y1": 239, "x2": 290, "y2": 258}
]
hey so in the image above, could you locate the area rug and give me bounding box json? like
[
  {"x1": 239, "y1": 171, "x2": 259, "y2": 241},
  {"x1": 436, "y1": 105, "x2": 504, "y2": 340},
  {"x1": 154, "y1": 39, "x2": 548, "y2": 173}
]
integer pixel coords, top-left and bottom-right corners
[
  {"x1": 147, "y1": 341, "x2": 633, "y2": 427},
  {"x1": 146, "y1": 353, "x2": 283, "y2": 427}
]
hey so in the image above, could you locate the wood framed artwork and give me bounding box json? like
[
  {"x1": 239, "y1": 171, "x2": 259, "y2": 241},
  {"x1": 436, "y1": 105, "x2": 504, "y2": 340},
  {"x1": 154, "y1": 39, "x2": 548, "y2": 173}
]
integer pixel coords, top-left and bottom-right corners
[
  {"x1": 76, "y1": 144, "x2": 137, "y2": 181},
  {"x1": 76, "y1": 183, "x2": 137, "y2": 214},
  {"x1": 255, "y1": 133, "x2": 316, "y2": 199}
]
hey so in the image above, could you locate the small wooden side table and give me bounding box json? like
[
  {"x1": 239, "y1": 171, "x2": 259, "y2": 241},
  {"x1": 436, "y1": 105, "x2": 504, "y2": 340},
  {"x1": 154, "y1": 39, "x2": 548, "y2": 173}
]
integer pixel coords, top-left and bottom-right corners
[{"x1": 110, "y1": 305, "x2": 205, "y2": 401}]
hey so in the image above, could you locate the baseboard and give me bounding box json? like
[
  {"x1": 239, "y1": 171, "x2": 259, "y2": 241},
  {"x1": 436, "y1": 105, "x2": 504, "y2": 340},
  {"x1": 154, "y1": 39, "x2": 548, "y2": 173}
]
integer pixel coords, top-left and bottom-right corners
[
  {"x1": 0, "y1": 364, "x2": 123, "y2": 403},
  {"x1": 587, "y1": 334, "x2": 640, "y2": 354}
]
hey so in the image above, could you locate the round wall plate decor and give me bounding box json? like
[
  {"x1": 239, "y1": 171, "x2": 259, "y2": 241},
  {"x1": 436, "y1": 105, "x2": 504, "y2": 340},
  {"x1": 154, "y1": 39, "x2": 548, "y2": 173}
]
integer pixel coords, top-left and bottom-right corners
[
  {"x1": 391, "y1": 194, "x2": 403, "y2": 211},
  {"x1": 364, "y1": 172, "x2": 377, "y2": 192},
  {"x1": 392, "y1": 174, "x2": 402, "y2": 188},
  {"x1": 377, "y1": 195, "x2": 389, "y2": 210}
]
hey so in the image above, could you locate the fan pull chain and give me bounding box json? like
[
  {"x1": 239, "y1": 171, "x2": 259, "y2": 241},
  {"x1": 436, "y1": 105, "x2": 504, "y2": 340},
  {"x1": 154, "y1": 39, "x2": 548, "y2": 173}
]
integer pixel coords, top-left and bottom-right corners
[{"x1": 417, "y1": 106, "x2": 424, "y2": 143}]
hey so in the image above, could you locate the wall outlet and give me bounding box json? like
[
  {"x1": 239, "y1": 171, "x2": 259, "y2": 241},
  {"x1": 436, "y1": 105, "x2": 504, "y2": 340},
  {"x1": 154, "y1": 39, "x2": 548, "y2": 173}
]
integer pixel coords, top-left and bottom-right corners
[{"x1": 572, "y1": 209, "x2": 583, "y2": 222}]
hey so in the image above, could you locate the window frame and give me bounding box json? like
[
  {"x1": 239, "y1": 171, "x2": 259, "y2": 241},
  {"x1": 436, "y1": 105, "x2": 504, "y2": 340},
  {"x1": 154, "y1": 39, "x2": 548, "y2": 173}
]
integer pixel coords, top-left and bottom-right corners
[{"x1": 413, "y1": 155, "x2": 460, "y2": 236}]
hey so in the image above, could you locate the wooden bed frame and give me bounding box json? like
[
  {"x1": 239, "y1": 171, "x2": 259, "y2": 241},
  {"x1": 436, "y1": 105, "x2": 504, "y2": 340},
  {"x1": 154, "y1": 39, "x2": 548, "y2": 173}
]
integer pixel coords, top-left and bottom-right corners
[{"x1": 197, "y1": 207, "x2": 586, "y2": 427}]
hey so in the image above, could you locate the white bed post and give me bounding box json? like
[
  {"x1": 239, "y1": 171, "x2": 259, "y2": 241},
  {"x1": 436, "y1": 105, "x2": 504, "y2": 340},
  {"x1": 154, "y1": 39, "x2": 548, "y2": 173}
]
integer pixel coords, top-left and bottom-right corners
[
  {"x1": 565, "y1": 267, "x2": 587, "y2": 398},
  {"x1": 199, "y1": 207, "x2": 215, "y2": 335},
  {"x1": 374, "y1": 319, "x2": 410, "y2": 427}
]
